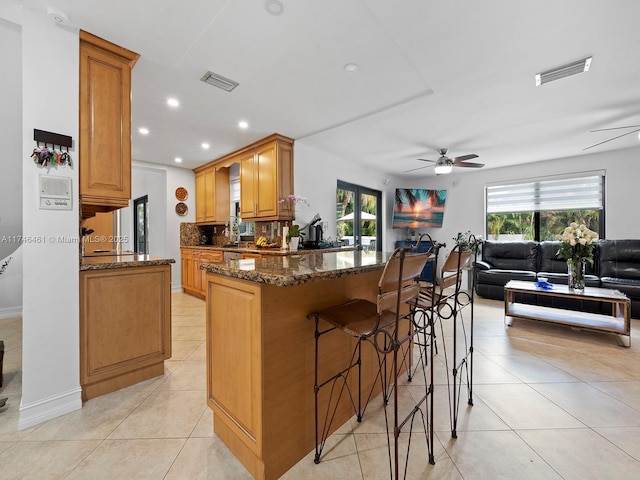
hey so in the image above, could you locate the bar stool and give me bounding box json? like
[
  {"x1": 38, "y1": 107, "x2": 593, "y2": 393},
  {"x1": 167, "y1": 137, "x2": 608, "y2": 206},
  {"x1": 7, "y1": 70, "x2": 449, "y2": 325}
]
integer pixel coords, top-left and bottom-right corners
[
  {"x1": 405, "y1": 234, "x2": 443, "y2": 383},
  {"x1": 309, "y1": 247, "x2": 433, "y2": 476},
  {"x1": 415, "y1": 239, "x2": 477, "y2": 438}
]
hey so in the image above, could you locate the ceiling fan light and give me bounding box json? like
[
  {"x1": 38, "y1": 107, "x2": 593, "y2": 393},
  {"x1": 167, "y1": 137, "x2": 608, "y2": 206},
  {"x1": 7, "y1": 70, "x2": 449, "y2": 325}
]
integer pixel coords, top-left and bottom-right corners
[{"x1": 434, "y1": 158, "x2": 453, "y2": 174}]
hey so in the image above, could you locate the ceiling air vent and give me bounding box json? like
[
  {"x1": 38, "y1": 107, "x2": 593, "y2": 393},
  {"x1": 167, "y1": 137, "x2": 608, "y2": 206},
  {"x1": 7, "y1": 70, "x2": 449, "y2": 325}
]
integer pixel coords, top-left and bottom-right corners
[
  {"x1": 200, "y1": 71, "x2": 239, "y2": 92},
  {"x1": 535, "y1": 56, "x2": 592, "y2": 86}
]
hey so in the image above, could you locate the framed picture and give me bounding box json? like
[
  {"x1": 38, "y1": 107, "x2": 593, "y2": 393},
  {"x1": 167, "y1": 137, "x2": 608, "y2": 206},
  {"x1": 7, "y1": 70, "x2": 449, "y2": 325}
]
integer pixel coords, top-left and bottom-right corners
[{"x1": 392, "y1": 188, "x2": 447, "y2": 229}]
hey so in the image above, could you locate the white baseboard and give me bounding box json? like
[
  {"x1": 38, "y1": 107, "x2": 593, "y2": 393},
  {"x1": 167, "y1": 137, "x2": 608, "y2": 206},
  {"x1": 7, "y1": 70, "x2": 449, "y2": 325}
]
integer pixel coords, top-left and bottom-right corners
[
  {"x1": 18, "y1": 387, "x2": 83, "y2": 430},
  {"x1": 0, "y1": 305, "x2": 22, "y2": 320},
  {"x1": 172, "y1": 285, "x2": 183, "y2": 292}
]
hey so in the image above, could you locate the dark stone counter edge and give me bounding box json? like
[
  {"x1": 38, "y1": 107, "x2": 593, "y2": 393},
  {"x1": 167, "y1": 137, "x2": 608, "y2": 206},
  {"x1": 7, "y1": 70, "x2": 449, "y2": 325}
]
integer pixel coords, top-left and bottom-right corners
[
  {"x1": 181, "y1": 245, "x2": 353, "y2": 256},
  {"x1": 201, "y1": 262, "x2": 384, "y2": 287},
  {"x1": 80, "y1": 258, "x2": 176, "y2": 271}
]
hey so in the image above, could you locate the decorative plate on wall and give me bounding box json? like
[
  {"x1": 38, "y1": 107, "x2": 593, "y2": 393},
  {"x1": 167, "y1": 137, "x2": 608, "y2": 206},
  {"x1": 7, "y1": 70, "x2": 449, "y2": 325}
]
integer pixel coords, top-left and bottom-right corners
[
  {"x1": 175, "y1": 202, "x2": 188, "y2": 216},
  {"x1": 175, "y1": 187, "x2": 188, "y2": 201}
]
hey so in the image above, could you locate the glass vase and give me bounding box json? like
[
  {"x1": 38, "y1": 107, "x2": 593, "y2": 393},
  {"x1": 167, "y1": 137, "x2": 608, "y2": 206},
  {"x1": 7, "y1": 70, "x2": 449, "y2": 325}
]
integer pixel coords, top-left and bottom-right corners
[{"x1": 568, "y1": 259, "x2": 585, "y2": 292}]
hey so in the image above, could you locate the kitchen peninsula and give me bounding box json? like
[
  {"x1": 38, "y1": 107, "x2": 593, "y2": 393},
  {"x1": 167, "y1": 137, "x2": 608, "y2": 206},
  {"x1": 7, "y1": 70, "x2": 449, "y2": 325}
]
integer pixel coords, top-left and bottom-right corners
[
  {"x1": 202, "y1": 250, "x2": 393, "y2": 480},
  {"x1": 80, "y1": 254, "x2": 174, "y2": 401}
]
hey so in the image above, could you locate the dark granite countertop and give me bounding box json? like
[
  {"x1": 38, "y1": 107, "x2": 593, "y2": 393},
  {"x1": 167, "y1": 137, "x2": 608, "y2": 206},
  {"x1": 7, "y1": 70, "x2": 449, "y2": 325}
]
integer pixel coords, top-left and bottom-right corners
[
  {"x1": 200, "y1": 250, "x2": 390, "y2": 287},
  {"x1": 80, "y1": 254, "x2": 175, "y2": 271},
  {"x1": 182, "y1": 244, "x2": 354, "y2": 256}
]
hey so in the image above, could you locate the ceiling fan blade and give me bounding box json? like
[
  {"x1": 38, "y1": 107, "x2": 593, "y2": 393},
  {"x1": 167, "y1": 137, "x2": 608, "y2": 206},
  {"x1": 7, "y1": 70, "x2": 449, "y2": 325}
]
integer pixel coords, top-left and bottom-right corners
[
  {"x1": 453, "y1": 161, "x2": 484, "y2": 168},
  {"x1": 403, "y1": 165, "x2": 430, "y2": 173},
  {"x1": 416, "y1": 158, "x2": 436, "y2": 163},
  {"x1": 590, "y1": 124, "x2": 640, "y2": 133},
  {"x1": 583, "y1": 127, "x2": 640, "y2": 151},
  {"x1": 450, "y1": 153, "x2": 478, "y2": 162}
]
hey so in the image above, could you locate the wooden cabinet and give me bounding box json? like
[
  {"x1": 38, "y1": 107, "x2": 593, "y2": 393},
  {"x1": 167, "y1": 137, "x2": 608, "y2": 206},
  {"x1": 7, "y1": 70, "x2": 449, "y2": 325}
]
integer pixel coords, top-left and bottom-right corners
[
  {"x1": 205, "y1": 268, "x2": 387, "y2": 480},
  {"x1": 199, "y1": 251, "x2": 224, "y2": 296},
  {"x1": 194, "y1": 166, "x2": 230, "y2": 224},
  {"x1": 194, "y1": 134, "x2": 294, "y2": 223},
  {"x1": 80, "y1": 264, "x2": 171, "y2": 401},
  {"x1": 239, "y1": 135, "x2": 294, "y2": 221},
  {"x1": 181, "y1": 248, "x2": 223, "y2": 298},
  {"x1": 79, "y1": 30, "x2": 139, "y2": 217}
]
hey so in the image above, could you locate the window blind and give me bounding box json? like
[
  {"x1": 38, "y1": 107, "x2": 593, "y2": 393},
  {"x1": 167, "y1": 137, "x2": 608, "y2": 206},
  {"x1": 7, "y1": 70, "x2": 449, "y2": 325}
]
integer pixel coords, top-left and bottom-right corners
[{"x1": 486, "y1": 174, "x2": 603, "y2": 214}]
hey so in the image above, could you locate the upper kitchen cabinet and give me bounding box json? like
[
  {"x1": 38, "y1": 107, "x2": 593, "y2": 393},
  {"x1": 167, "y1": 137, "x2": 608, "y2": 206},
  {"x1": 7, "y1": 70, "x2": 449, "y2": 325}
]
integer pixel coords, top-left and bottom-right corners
[
  {"x1": 79, "y1": 30, "x2": 139, "y2": 217},
  {"x1": 193, "y1": 165, "x2": 230, "y2": 224},
  {"x1": 239, "y1": 134, "x2": 294, "y2": 221}
]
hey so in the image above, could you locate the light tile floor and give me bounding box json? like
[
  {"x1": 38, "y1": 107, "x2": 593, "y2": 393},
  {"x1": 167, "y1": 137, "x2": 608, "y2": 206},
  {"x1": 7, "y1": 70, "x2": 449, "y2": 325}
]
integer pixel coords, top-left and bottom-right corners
[{"x1": 1, "y1": 292, "x2": 639, "y2": 479}]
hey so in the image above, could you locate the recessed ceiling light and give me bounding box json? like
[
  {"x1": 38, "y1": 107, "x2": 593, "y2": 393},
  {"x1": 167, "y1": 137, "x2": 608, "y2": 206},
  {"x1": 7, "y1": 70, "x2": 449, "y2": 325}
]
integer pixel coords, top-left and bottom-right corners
[
  {"x1": 344, "y1": 63, "x2": 359, "y2": 73},
  {"x1": 138, "y1": 127, "x2": 149, "y2": 135},
  {"x1": 265, "y1": 0, "x2": 284, "y2": 16},
  {"x1": 174, "y1": 157, "x2": 182, "y2": 163},
  {"x1": 238, "y1": 121, "x2": 249, "y2": 129},
  {"x1": 201, "y1": 142, "x2": 210, "y2": 149},
  {"x1": 167, "y1": 98, "x2": 180, "y2": 107}
]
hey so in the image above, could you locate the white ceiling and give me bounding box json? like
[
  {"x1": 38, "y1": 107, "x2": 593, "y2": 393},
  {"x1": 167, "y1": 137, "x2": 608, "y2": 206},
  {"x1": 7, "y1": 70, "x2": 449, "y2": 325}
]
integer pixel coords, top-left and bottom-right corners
[{"x1": 19, "y1": 0, "x2": 640, "y2": 177}]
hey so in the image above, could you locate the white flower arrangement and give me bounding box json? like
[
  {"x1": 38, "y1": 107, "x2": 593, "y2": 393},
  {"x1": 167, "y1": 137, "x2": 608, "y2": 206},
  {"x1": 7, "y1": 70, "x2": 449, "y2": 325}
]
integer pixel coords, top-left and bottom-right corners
[{"x1": 555, "y1": 222, "x2": 598, "y2": 264}]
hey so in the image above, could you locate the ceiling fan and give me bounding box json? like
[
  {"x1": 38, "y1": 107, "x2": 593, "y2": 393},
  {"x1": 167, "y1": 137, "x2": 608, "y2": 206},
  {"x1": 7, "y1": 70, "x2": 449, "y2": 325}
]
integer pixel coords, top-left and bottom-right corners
[
  {"x1": 583, "y1": 124, "x2": 640, "y2": 151},
  {"x1": 405, "y1": 148, "x2": 484, "y2": 174}
]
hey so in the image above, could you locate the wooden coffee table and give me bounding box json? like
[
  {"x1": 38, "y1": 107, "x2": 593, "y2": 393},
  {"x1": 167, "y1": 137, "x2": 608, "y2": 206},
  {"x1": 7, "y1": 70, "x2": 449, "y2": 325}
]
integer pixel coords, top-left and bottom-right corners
[{"x1": 504, "y1": 280, "x2": 631, "y2": 347}]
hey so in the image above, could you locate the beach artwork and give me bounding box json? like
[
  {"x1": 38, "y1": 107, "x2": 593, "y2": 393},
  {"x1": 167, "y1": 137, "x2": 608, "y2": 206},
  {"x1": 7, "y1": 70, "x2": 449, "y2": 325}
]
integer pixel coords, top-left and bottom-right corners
[{"x1": 392, "y1": 188, "x2": 447, "y2": 229}]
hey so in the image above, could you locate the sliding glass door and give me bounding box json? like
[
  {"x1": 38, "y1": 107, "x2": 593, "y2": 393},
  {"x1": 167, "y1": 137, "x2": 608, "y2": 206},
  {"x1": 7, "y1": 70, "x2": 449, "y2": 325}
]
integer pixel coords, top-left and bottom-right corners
[{"x1": 336, "y1": 180, "x2": 381, "y2": 251}]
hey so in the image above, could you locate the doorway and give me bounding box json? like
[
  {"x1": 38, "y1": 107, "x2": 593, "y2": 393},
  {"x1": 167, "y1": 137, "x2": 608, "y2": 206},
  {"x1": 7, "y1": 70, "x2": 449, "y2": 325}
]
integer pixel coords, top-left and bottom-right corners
[
  {"x1": 336, "y1": 180, "x2": 381, "y2": 251},
  {"x1": 133, "y1": 195, "x2": 149, "y2": 254}
]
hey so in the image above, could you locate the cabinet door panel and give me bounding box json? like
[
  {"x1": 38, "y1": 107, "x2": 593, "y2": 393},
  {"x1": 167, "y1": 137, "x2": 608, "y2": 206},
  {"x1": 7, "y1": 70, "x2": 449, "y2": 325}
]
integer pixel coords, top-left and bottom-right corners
[
  {"x1": 195, "y1": 172, "x2": 205, "y2": 222},
  {"x1": 240, "y1": 153, "x2": 257, "y2": 218},
  {"x1": 204, "y1": 169, "x2": 216, "y2": 221},
  {"x1": 79, "y1": 33, "x2": 137, "y2": 208},
  {"x1": 256, "y1": 144, "x2": 278, "y2": 217}
]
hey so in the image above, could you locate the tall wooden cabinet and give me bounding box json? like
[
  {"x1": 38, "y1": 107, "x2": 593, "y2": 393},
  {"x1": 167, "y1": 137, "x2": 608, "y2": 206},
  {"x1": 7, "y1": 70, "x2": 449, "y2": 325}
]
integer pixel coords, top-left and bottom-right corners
[
  {"x1": 239, "y1": 135, "x2": 294, "y2": 221},
  {"x1": 79, "y1": 30, "x2": 139, "y2": 217},
  {"x1": 194, "y1": 166, "x2": 230, "y2": 224}
]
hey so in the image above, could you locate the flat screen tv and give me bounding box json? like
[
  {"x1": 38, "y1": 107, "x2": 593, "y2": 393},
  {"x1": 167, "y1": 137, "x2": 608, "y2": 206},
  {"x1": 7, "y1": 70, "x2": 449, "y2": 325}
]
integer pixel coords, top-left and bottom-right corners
[{"x1": 392, "y1": 188, "x2": 447, "y2": 229}]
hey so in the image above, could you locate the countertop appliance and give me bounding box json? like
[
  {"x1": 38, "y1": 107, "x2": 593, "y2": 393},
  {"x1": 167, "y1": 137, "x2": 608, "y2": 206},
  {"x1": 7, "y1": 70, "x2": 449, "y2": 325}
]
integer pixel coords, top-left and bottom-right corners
[{"x1": 305, "y1": 214, "x2": 323, "y2": 245}]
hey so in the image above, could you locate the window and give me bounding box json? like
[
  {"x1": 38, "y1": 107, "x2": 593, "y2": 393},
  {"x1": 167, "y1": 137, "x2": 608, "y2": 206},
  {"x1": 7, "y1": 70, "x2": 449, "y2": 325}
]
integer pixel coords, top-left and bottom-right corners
[
  {"x1": 485, "y1": 173, "x2": 604, "y2": 241},
  {"x1": 336, "y1": 181, "x2": 381, "y2": 251},
  {"x1": 133, "y1": 195, "x2": 149, "y2": 254}
]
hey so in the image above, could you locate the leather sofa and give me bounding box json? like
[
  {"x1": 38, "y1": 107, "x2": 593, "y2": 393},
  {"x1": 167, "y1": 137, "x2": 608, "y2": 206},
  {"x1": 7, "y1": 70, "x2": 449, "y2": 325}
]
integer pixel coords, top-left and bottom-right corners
[{"x1": 475, "y1": 239, "x2": 640, "y2": 317}]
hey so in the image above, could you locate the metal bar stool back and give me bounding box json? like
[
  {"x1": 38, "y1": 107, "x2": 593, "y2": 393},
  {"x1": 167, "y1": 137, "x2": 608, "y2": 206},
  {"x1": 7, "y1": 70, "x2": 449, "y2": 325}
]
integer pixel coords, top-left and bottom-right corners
[{"x1": 309, "y1": 247, "x2": 431, "y2": 468}]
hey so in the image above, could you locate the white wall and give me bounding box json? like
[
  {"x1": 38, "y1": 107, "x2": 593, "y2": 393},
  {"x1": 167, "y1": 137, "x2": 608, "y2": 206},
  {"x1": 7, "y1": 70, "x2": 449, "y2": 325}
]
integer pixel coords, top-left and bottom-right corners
[
  {"x1": 293, "y1": 141, "x2": 398, "y2": 252},
  {"x1": 20, "y1": 6, "x2": 81, "y2": 428},
  {"x1": 294, "y1": 141, "x2": 640, "y2": 264},
  {"x1": 401, "y1": 146, "x2": 640, "y2": 255},
  {"x1": 121, "y1": 161, "x2": 195, "y2": 289},
  {"x1": 0, "y1": 17, "x2": 23, "y2": 317}
]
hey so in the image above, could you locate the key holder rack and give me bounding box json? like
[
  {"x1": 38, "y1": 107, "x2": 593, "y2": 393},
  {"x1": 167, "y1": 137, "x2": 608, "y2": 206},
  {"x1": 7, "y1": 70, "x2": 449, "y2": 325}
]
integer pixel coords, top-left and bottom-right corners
[{"x1": 31, "y1": 129, "x2": 73, "y2": 167}]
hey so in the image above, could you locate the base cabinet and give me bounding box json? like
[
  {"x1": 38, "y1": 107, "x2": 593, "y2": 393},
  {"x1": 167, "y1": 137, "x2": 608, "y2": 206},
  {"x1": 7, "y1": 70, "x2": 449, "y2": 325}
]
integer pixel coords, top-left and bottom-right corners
[
  {"x1": 80, "y1": 264, "x2": 171, "y2": 401},
  {"x1": 205, "y1": 270, "x2": 388, "y2": 480},
  {"x1": 181, "y1": 248, "x2": 223, "y2": 298}
]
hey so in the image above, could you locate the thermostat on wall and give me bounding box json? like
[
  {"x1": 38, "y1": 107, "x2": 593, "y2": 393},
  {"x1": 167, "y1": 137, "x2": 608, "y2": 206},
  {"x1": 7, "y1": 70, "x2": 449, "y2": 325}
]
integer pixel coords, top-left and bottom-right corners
[{"x1": 39, "y1": 174, "x2": 72, "y2": 210}]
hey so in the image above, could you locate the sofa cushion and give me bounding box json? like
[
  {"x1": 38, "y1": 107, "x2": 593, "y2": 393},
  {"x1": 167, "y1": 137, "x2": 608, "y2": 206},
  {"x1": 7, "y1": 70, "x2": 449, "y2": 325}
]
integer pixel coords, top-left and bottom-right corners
[
  {"x1": 600, "y1": 277, "x2": 640, "y2": 300},
  {"x1": 476, "y1": 269, "x2": 537, "y2": 286},
  {"x1": 482, "y1": 241, "x2": 538, "y2": 271},
  {"x1": 537, "y1": 272, "x2": 600, "y2": 287},
  {"x1": 598, "y1": 239, "x2": 640, "y2": 279}
]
